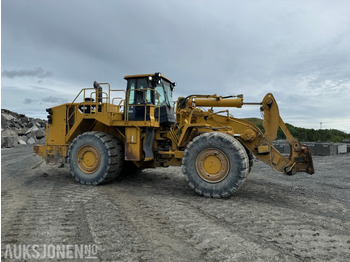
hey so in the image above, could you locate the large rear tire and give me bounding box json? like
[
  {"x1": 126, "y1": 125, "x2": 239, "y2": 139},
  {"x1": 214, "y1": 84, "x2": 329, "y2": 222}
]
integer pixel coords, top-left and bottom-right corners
[
  {"x1": 68, "y1": 131, "x2": 124, "y2": 185},
  {"x1": 182, "y1": 132, "x2": 249, "y2": 198}
]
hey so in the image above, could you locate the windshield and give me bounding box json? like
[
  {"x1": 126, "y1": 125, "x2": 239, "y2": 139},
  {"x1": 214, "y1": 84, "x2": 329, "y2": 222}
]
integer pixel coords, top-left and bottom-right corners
[
  {"x1": 155, "y1": 84, "x2": 166, "y2": 105},
  {"x1": 155, "y1": 81, "x2": 172, "y2": 106},
  {"x1": 162, "y1": 81, "x2": 173, "y2": 106}
]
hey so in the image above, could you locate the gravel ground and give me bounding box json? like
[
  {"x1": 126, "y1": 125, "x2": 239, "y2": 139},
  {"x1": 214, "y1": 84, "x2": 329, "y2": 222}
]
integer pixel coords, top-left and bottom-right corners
[{"x1": 2, "y1": 146, "x2": 350, "y2": 261}]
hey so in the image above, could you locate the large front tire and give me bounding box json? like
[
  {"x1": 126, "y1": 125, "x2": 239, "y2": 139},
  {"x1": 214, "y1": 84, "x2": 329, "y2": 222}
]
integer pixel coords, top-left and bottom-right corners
[
  {"x1": 68, "y1": 131, "x2": 124, "y2": 185},
  {"x1": 182, "y1": 132, "x2": 249, "y2": 198}
]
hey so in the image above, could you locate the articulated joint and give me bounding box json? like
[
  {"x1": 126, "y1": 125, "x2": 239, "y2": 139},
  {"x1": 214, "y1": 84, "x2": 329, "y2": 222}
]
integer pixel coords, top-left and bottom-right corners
[{"x1": 241, "y1": 128, "x2": 257, "y2": 142}]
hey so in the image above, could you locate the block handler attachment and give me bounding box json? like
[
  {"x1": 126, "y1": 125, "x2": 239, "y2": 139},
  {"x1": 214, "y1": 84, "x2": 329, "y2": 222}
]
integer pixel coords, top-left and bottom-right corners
[{"x1": 260, "y1": 93, "x2": 314, "y2": 175}]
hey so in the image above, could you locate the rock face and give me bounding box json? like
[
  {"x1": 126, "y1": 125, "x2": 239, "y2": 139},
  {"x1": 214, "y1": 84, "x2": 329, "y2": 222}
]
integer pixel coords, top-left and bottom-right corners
[{"x1": 1, "y1": 109, "x2": 46, "y2": 148}]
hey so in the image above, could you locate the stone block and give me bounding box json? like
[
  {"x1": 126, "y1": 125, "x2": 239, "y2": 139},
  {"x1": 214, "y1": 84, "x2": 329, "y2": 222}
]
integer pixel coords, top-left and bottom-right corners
[{"x1": 337, "y1": 144, "x2": 347, "y2": 154}]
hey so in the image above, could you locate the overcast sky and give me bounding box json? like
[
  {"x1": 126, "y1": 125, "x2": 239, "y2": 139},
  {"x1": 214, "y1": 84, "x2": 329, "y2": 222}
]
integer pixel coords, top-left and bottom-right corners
[{"x1": 2, "y1": 0, "x2": 350, "y2": 132}]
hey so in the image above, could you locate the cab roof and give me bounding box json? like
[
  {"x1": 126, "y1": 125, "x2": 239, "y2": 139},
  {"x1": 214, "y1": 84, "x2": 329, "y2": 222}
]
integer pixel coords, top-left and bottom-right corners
[{"x1": 124, "y1": 73, "x2": 172, "y2": 83}]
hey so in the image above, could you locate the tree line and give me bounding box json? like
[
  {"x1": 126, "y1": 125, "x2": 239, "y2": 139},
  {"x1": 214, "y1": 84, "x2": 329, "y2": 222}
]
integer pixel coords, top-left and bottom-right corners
[{"x1": 246, "y1": 118, "x2": 350, "y2": 143}]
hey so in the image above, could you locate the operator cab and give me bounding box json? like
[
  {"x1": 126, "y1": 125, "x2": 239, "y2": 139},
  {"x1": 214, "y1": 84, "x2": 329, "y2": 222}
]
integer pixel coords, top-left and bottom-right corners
[{"x1": 124, "y1": 73, "x2": 176, "y2": 124}]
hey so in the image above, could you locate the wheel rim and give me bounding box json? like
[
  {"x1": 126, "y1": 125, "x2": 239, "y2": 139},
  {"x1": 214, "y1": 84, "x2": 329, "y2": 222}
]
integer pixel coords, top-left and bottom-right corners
[
  {"x1": 77, "y1": 146, "x2": 100, "y2": 174},
  {"x1": 195, "y1": 148, "x2": 229, "y2": 183}
]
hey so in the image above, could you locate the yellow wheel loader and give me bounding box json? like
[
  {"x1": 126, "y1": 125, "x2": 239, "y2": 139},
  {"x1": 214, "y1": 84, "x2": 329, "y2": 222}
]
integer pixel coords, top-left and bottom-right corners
[{"x1": 34, "y1": 73, "x2": 314, "y2": 198}]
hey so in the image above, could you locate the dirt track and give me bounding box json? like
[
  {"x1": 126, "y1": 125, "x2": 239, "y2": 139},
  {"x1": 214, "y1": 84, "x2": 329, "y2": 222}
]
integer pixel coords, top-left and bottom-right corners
[{"x1": 2, "y1": 146, "x2": 350, "y2": 261}]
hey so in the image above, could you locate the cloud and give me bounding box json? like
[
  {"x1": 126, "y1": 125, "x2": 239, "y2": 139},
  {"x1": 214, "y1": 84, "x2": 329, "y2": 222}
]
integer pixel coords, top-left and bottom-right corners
[
  {"x1": 2, "y1": 0, "x2": 350, "y2": 132},
  {"x1": 23, "y1": 98, "x2": 34, "y2": 104},
  {"x1": 29, "y1": 85, "x2": 55, "y2": 92},
  {"x1": 41, "y1": 96, "x2": 67, "y2": 104},
  {"x1": 2, "y1": 67, "x2": 53, "y2": 79},
  {"x1": 21, "y1": 96, "x2": 68, "y2": 106}
]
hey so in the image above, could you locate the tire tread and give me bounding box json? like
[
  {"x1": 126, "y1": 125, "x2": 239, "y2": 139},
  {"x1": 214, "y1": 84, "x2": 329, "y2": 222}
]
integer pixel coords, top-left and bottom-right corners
[
  {"x1": 182, "y1": 132, "x2": 249, "y2": 198},
  {"x1": 68, "y1": 131, "x2": 124, "y2": 185}
]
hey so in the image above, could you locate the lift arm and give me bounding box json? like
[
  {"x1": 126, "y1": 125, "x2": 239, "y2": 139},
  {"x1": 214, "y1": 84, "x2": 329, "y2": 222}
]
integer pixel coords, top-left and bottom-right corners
[{"x1": 181, "y1": 93, "x2": 314, "y2": 175}]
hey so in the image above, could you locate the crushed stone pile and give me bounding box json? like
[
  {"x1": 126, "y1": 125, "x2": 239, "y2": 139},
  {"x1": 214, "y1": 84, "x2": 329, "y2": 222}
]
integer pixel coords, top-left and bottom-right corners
[{"x1": 1, "y1": 109, "x2": 46, "y2": 148}]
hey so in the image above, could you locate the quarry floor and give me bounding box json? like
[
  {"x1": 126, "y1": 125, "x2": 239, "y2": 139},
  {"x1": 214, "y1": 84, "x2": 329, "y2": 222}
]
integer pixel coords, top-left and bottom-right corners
[{"x1": 2, "y1": 146, "x2": 350, "y2": 261}]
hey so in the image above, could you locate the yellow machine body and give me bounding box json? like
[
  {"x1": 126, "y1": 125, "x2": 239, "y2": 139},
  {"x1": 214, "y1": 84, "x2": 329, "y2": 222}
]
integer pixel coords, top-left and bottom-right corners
[{"x1": 34, "y1": 73, "x2": 314, "y2": 195}]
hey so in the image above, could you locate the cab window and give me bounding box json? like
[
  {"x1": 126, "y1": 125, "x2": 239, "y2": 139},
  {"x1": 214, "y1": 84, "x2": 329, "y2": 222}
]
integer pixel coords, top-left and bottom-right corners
[
  {"x1": 155, "y1": 84, "x2": 166, "y2": 105},
  {"x1": 163, "y1": 81, "x2": 172, "y2": 106},
  {"x1": 128, "y1": 79, "x2": 136, "y2": 104},
  {"x1": 128, "y1": 78, "x2": 150, "y2": 105}
]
